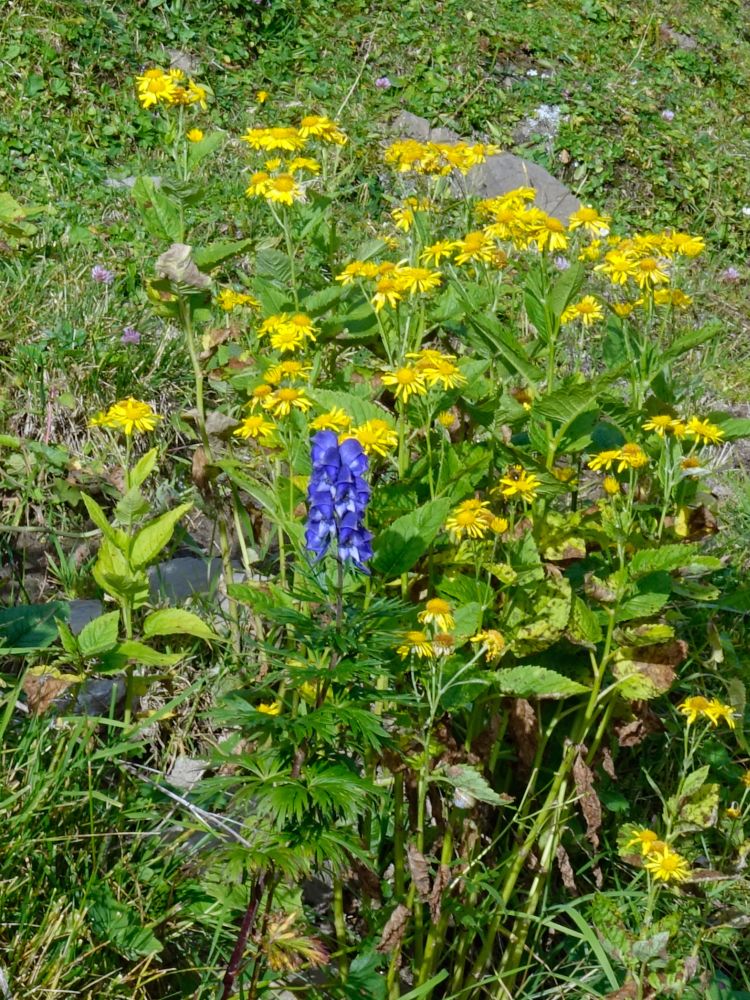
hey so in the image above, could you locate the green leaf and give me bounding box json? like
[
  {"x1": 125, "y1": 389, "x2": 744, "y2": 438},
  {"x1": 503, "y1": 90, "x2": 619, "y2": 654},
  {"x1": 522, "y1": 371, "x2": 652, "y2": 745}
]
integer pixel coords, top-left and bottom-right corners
[
  {"x1": 437, "y1": 763, "x2": 506, "y2": 806},
  {"x1": 679, "y1": 765, "x2": 710, "y2": 800},
  {"x1": 307, "y1": 389, "x2": 391, "y2": 428},
  {"x1": 591, "y1": 893, "x2": 633, "y2": 962},
  {"x1": 87, "y1": 884, "x2": 163, "y2": 960},
  {"x1": 56, "y1": 619, "x2": 79, "y2": 656},
  {"x1": 193, "y1": 238, "x2": 253, "y2": 271},
  {"x1": 186, "y1": 131, "x2": 224, "y2": 171},
  {"x1": 98, "y1": 640, "x2": 184, "y2": 672},
  {"x1": 631, "y1": 931, "x2": 670, "y2": 962},
  {"x1": 130, "y1": 448, "x2": 158, "y2": 489},
  {"x1": 708, "y1": 413, "x2": 750, "y2": 441},
  {"x1": 143, "y1": 609, "x2": 219, "y2": 643},
  {"x1": 93, "y1": 538, "x2": 149, "y2": 606},
  {"x1": 490, "y1": 665, "x2": 588, "y2": 699},
  {"x1": 130, "y1": 502, "x2": 192, "y2": 568},
  {"x1": 371, "y1": 498, "x2": 452, "y2": 577},
  {"x1": 629, "y1": 544, "x2": 698, "y2": 578},
  {"x1": 0, "y1": 603, "x2": 68, "y2": 654},
  {"x1": 115, "y1": 487, "x2": 150, "y2": 525},
  {"x1": 466, "y1": 312, "x2": 542, "y2": 382},
  {"x1": 131, "y1": 176, "x2": 182, "y2": 243},
  {"x1": 662, "y1": 321, "x2": 721, "y2": 362},
  {"x1": 616, "y1": 572, "x2": 672, "y2": 621},
  {"x1": 81, "y1": 493, "x2": 127, "y2": 549},
  {"x1": 548, "y1": 262, "x2": 586, "y2": 316},
  {"x1": 568, "y1": 596, "x2": 603, "y2": 645},
  {"x1": 676, "y1": 782, "x2": 719, "y2": 832},
  {"x1": 255, "y1": 247, "x2": 293, "y2": 286},
  {"x1": 77, "y1": 611, "x2": 120, "y2": 658}
]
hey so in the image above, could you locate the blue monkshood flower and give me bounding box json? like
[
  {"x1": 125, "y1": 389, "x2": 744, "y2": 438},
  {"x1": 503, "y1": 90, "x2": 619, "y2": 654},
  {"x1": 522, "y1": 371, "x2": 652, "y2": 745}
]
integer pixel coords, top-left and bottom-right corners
[{"x1": 305, "y1": 430, "x2": 372, "y2": 571}]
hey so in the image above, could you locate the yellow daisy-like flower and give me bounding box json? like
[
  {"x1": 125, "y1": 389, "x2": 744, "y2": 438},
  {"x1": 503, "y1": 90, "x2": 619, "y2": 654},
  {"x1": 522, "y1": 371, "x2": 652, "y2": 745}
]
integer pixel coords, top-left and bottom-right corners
[
  {"x1": 185, "y1": 81, "x2": 208, "y2": 109},
  {"x1": 436, "y1": 410, "x2": 456, "y2": 429},
  {"x1": 616, "y1": 443, "x2": 649, "y2": 472},
  {"x1": 653, "y1": 288, "x2": 693, "y2": 309},
  {"x1": 88, "y1": 410, "x2": 110, "y2": 429},
  {"x1": 310, "y1": 408, "x2": 352, "y2": 432},
  {"x1": 489, "y1": 515, "x2": 509, "y2": 534},
  {"x1": 396, "y1": 630, "x2": 434, "y2": 659},
  {"x1": 612, "y1": 301, "x2": 639, "y2": 317},
  {"x1": 495, "y1": 467, "x2": 541, "y2": 503},
  {"x1": 704, "y1": 699, "x2": 736, "y2": 729},
  {"x1": 625, "y1": 828, "x2": 661, "y2": 855},
  {"x1": 103, "y1": 398, "x2": 161, "y2": 436},
  {"x1": 233, "y1": 415, "x2": 276, "y2": 440},
  {"x1": 298, "y1": 114, "x2": 347, "y2": 145},
  {"x1": 372, "y1": 276, "x2": 404, "y2": 312},
  {"x1": 685, "y1": 416, "x2": 724, "y2": 446},
  {"x1": 217, "y1": 288, "x2": 259, "y2": 311},
  {"x1": 418, "y1": 598, "x2": 455, "y2": 632},
  {"x1": 668, "y1": 232, "x2": 705, "y2": 258},
  {"x1": 741, "y1": 771, "x2": 750, "y2": 789},
  {"x1": 595, "y1": 250, "x2": 637, "y2": 285},
  {"x1": 530, "y1": 214, "x2": 569, "y2": 252},
  {"x1": 561, "y1": 295, "x2": 604, "y2": 326},
  {"x1": 262, "y1": 386, "x2": 312, "y2": 417},
  {"x1": 336, "y1": 260, "x2": 380, "y2": 284},
  {"x1": 241, "y1": 126, "x2": 306, "y2": 152},
  {"x1": 568, "y1": 205, "x2": 611, "y2": 235},
  {"x1": 270, "y1": 328, "x2": 305, "y2": 353},
  {"x1": 470, "y1": 629, "x2": 505, "y2": 660},
  {"x1": 344, "y1": 419, "x2": 398, "y2": 457},
  {"x1": 135, "y1": 68, "x2": 177, "y2": 109},
  {"x1": 726, "y1": 805, "x2": 742, "y2": 820},
  {"x1": 263, "y1": 173, "x2": 303, "y2": 205},
  {"x1": 602, "y1": 476, "x2": 621, "y2": 496},
  {"x1": 588, "y1": 449, "x2": 621, "y2": 472},
  {"x1": 288, "y1": 156, "x2": 321, "y2": 174},
  {"x1": 642, "y1": 414, "x2": 676, "y2": 437},
  {"x1": 395, "y1": 266, "x2": 443, "y2": 295},
  {"x1": 578, "y1": 239, "x2": 604, "y2": 262},
  {"x1": 256, "y1": 90, "x2": 269, "y2": 103},
  {"x1": 264, "y1": 157, "x2": 282, "y2": 171},
  {"x1": 186, "y1": 128, "x2": 204, "y2": 142},
  {"x1": 632, "y1": 257, "x2": 669, "y2": 289},
  {"x1": 380, "y1": 365, "x2": 428, "y2": 403},
  {"x1": 445, "y1": 498, "x2": 493, "y2": 540},
  {"x1": 644, "y1": 845, "x2": 691, "y2": 883},
  {"x1": 421, "y1": 240, "x2": 458, "y2": 265},
  {"x1": 258, "y1": 313, "x2": 316, "y2": 345},
  {"x1": 247, "y1": 383, "x2": 274, "y2": 409},
  {"x1": 246, "y1": 171, "x2": 272, "y2": 197},
  {"x1": 419, "y1": 357, "x2": 467, "y2": 390},
  {"x1": 265, "y1": 359, "x2": 312, "y2": 384},
  {"x1": 677, "y1": 696, "x2": 712, "y2": 725},
  {"x1": 454, "y1": 230, "x2": 496, "y2": 265},
  {"x1": 256, "y1": 700, "x2": 281, "y2": 715}
]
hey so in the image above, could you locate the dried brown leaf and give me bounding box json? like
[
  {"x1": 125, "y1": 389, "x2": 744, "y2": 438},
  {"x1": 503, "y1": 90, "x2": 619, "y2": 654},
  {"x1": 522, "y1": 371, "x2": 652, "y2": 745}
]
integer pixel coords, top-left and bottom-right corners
[
  {"x1": 556, "y1": 844, "x2": 578, "y2": 894},
  {"x1": 601, "y1": 747, "x2": 617, "y2": 781},
  {"x1": 351, "y1": 860, "x2": 382, "y2": 903},
  {"x1": 429, "y1": 863, "x2": 451, "y2": 922},
  {"x1": 614, "y1": 702, "x2": 663, "y2": 748},
  {"x1": 407, "y1": 846, "x2": 431, "y2": 900},
  {"x1": 156, "y1": 242, "x2": 211, "y2": 289},
  {"x1": 192, "y1": 446, "x2": 211, "y2": 494},
  {"x1": 377, "y1": 903, "x2": 410, "y2": 953},
  {"x1": 507, "y1": 697, "x2": 537, "y2": 771},
  {"x1": 572, "y1": 744, "x2": 602, "y2": 850},
  {"x1": 584, "y1": 572, "x2": 617, "y2": 603},
  {"x1": 23, "y1": 671, "x2": 78, "y2": 714}
]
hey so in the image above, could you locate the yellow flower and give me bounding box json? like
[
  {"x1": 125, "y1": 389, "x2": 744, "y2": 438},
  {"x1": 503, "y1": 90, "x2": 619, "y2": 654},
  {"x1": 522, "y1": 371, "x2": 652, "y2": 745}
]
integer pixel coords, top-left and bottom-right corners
[
  {"x1": 419, "y1": 357, "x2": 467, "y2": 390},
  {"x1": 336, "y1": 260, "x2": 380, "y2": 284},
  {"x1": 394, "y1": 266, "x2": 442, "y2": 295},
  {"x1": 489, "y1": 515, "x2": 509, "y2": 534},
  {"x1": 612, "y1": 301, "x2": 639, "y2": 317},
  {"x1": 233, "y1": 415, "x2": 276, "y2": 440},
  {"x1": 568, "y1": 205, "x2": 611, "y2": 235},
  {"x1": 454, "y1": 230, "x2": 496, "y2": 265},
  {"x1": 704, "y1": 699, "x2": 736, "y2": 729},
  {"x1": 384, "y1": 138, "x2": 496, "y2": 175},
  {"x1": 561, "y1": 296, "x2": 604, "y2": 326},
  {"x1": 217, "y1": 288, "x2": 259, "y2": 311},
  {"x1": 265, "y1": 359, "x2": 312, "y2": 383},
  {"x1": 186, "y1": 128, "x2": 204, "y2": 142},
  {"x1": 256, "y1": 90, "x2": 269, "y2": 103},
  {"x1": 644, "y1": 845, "x2": 690, "y2": 883},
  {"x1": 616, "y1": 443, "x2": 649, "y2": 472},
  {"x1": 262, "y1": 387, "x2": 312, "y2": 417},
  {"x1": 668, "y1": 232, "x2": 705, "y2": 257},
  {"x1": 578, "y1": 239, "x2": 603, "y2": 262},
  {"x1": 135, "y1": 68, "x2": 177, "y2": 108},
  {"x1": 681, "y1": 456, "x2": 702, "y2": 475},
  {"x1": 653, "y1": 288, "x2": 693, "y2": 309},
  {"x1": 643, "y1": 414, "x2": 676, "y2": 437},
  {"x1": 88, "y1": 410, "x2": 110, "y2": 429},
  {"x1": 372, "y1": 275, "x2": 404, "y2": 312},
  {"x1": 258, "y1": 313, "x2": 316, "y2": 345},
  {"x1": 263, "y1": 173, "x2": 303, "y2": 205},
  {"x1": 381, "y1": 366, "x2": 428, "y2": 403},
  {"x1": 256, "y1": 700, "x2": 281, "y2": 715},
  {"x1": 270, "y1": 327, "x2": 305, "y2": 353},
  {"x1": 726, "y1": 805, "x2": 742, "y2": 820},
  {"x1": 344, "y1": 419, "x2": 398, "y2": 457},
  {"x1": 685, "y1": 416, "x2": 724, "y2": 446},
  {"x1": 677, "y1": 696, "x2": 712, "y2": 725},
  {"x1": 396, "y1": 630, "x2": 434, "y2": 659},
  {"x1": 310, "y1": 408, "x2": 351, "y2": 432},
  {"x1": 298, "y1": 115, "x2": 347, "y2": 145},
  {"x1": 246, "y1": 171, "x2": 272, "y2": 197},
  {"x1": 185, "y1": 81, "x2": 208, "y2": 109},
  {"x1": 391, "y1": 197, "x2": 430, "y2": 231},
  {"x1": 742, "y1": 771, "x2": 750, "y2": 789},
  {"x1": 595, "y1": 250, "x2": 637, "y2": 285},
  {"x1": 602, "y1": 476, "x2": 621, "y2": 496},
  {"x1": 437, "y1": 410, "x2": 455, "y2": 429},
  {"x1": 103, "y1": 398, "x2": 161, "y2": 436},
  {"x1": 433, "y1": 633, "x2": 456, "y2": 656},
  {"x1": 241, "y1": 126, "x2": 306, "y2": 152},
  {"x1": 247, "y1": 383, "x2": 274, "y2": 409},
  {"x1": 632, "y1": 257, "x2": 669, "y2": 289},
  {"x1": 588, "y1": 449, "x2": 621, "y2": 471},
  {"x1": 445, "y1": 498, "x2": 493, "y2": 540},
  {"x1": 625, "y1": 828, "x2": 661, "y2": 855},
  {"x1": 421, "y1": 240, "x2": 458, "y2": 265},
  {"x1": 529, "y1": 214, "x2": 568, "y2": 252},
  {"x1": 418, "y1": 598, "x2": 455, "y2": 632},
  {"x1": 264, "y1": 157, "x2": 282, "y2": 171},
  {"x1": 495, "y1": 467, "x2": 541, "y2": 503},
  {"x1": 470, "y1": 629, "x2": 505, "y2": 660},
  {"x1": 288, "y1": 156, "x2": 321, "y2": 174}
]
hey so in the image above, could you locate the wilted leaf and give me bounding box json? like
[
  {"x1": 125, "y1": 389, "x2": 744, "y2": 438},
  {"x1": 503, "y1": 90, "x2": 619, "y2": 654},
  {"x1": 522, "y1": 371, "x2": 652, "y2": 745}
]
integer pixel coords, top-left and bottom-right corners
[
  {"x1": 155, "y1": 242, "x2": 211, "y2": 289},
  {"x1": 377, "y1": 904, "x2": 410, "y2": 953},
  {"x1": 429, "y1": 863, "x2": 451, "y2": 922},
  {"x1": 556, "y1": 843, "x2": 578, "y2": 894},
  {"x1": 614, "y1": 702, "x2": 663, "y2": 747},
  {"x1": 601, "y1": 747, "x2": 617, "y2": 781},
  {"x1": 439, "y1": 763, "x2": 507, "y2": 807},
  {"x1": 612, "y1": 640, "x2": 686, "y2": 700},
  {"x1": 507, "y1": 698, "x2": 537, "y2": 771},
  {"x1": 585, "y1": 573, "x2": 617, "y2": 603},
  {"x1": 572, "y1": 744, "x2": 602, "y2": 850},
  {"x1": 676, "y1": 782, "x2": 719, "y2": 832},
  {"x1": 23, "y1": 667, "x2": 81, "y2": 714},
  {"x1": 407, "y1": 846, "x2": 431, "y2": 901}
]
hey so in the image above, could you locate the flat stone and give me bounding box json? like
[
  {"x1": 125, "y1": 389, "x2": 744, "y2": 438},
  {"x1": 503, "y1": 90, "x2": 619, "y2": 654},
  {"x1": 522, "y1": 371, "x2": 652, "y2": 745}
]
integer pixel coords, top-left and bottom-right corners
[
  {"x1": 391, "y1": 111, "x2": 579, "y2": 223},
  {"x1": 168, "y1": 754, "x2": 208, "y2": 791},
  {"x1": 660, "y1": 26, "x2": 698, "y2": 50},
  {"x1": 166, "y1": 48, "x2": 201, "y2": 74},
  {"x1": 513, "y1": 104, "x2": 563, "y2": 146},
  {"x1": 73, "y1": 676, "x2": 126, "y2": 716},
  {"x1": 103, "y1": 176, "x2": 162, "y2": 190},
  {"x1": 148, "y1": 556, "x2": 223, "y2": 603},
  {"x1": 68, "y1": 599, "x2": 103, "y2": 635}
]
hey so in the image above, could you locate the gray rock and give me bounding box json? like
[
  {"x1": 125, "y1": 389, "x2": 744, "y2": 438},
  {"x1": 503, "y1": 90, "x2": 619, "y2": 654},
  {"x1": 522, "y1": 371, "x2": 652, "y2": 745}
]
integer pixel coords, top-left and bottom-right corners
[
  {"x1": 660, "y1": 26, "x2": 698, "y2": 50},
  {"x1": 148, "y1": 556, "x2": 223, "y2": 603},
  {"x1": 513, "y1": 104, "x2": 563, "y2": 146},
  {"x1": 68, "y1": 599, "x2": 104, "y2": 635},
  {"x1": 103, "y1": 176, "x2": 162, "y2": 190},
  {"x1": 391, "y1": 111, "x2": 579, "y2": 223},
  {"x1": 73, "y1": 676, "x2": 126, "y2": 716},
  {"x1": 167, "y1": 48, "x2": 201, "y2": 74},
  {"x1": 168, "y1": 754, "x2": 208, "y2": 791}
]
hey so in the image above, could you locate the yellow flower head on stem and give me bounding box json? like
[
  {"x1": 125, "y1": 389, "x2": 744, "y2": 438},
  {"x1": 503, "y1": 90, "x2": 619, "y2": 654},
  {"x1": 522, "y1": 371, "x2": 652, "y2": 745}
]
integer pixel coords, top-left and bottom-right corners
[
  {"x1": 685, "y1": 416, "x2": 724, "y2": 446},
  {"x1": 102, "y1": 398, "x2": 161, "y2": 436},
  {"x1": 310, "y1": 408, "x2": 352, "y2": 432},
  {"x1": 625, "y1": 828, "x2": 661, "y2": 855},
  {"x1": 343, "y1": 419, "x2": 398, "y2": 457},
  {"x1": 418, "y1": 598, "x2": 455, "y2": 632},
  {"x1": 644, "y1": 845, "x2": 691, "y2": 883},
  {"x1": 495, "y1": 467, "x2": 541, "y2": 503},
  {"x1": 568, "y1": 205, "x2": 611, "y2": 235},
  {"x1": 380, "y1": 365, "x2": 428, "y2": 403},
  {"x1": 396, "y1": 630, "x2": 434, "y2": 659},
  {"x1": 470, "y1": 629, "x2": 505, "y2": 660},
  {"x1": 186, "y1": 128, "x2": 204, "y2": 142},
  {"x1": 445, "y1": 499, "x2": 493, "y2": 540},
  {"x1": 262, "y1": 387, "x2": 312, "y2": 417}
]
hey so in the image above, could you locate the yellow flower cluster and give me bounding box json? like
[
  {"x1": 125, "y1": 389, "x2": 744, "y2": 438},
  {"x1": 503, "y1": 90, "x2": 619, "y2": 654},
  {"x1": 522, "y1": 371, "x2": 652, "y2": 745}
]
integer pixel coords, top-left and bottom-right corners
[
  {"x1": 391, "y1": 197, "x2": 431, "y2": 232},
  {"x1": 445, "y1": 497, "x2": 511, "y2": 541},
  {"x1": 241, "y1": 115, "x2": 346, "y2": 152},
  {"x1": 625, "y1": 828, "x2": 690, "y2": 883},
  {"x1": 342, "y1": 419, "x2": 398, "y2": 457},
  {"x1": 135, "y1": 68, "x2": 207, "y2": 110},
  {"x1": 561, "y1": 295, "x2": 604, "y2": 326},
  {"x1": 257, "y1": 313, "x2": 318, "y2": 353},
  {"x1": 216, "y1": 288, "x2": 260, "y2": 312},
  {"x1": 588, "y1": 443, "x2": 649, "y2": 473},
  {"x1": 677, "y1": 696, "x2": 736, "y2": 728},
  {"x1": 642, "y1": 414, "x2": 724, "y2": 445},
  {"x1": 384, "y1": 138, "x2": 498, "y2": 175},
  {"x1": 89, "y1": 398, "x2": 161, "y2": 436},
  {"x1": 380, "y1": 350, "x2": 467, "y2": 402}
]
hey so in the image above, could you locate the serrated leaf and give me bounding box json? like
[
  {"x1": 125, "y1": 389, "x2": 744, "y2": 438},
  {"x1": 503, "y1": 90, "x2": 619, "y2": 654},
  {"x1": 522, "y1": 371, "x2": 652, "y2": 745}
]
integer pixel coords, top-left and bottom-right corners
[
  {"x1": 490, "y1": 665, "x2": 588, "y2": 699},
  {"x1": 130, "y1": 502, "x2": 192, "y2": 568},
  {"x1": 372, "y1": 498, "x2": 452, "y2": 577},
  {"x1": 591, "y1": 893, "x2": 634, "y2": 962},
  {"x1": 87, "y1": 884, "x2": 163, "y2": 960},
  {"x1": 616, "y1": 572, "x2": 672, "y2": 621},
  {"x1": 629, "y1": 544, "x2": 698, "y2": 578},
  {"x1": 77, "y1": 611, "x2": 120, "y2": 658},
  {"x1": 100, "y1": 640, "x2": 184, "y2": 671},
  {"x1": 81, "y1": 493, "x2": 127, "y2": 549},
  {"x1": 193, "y1": 237, "x2": 253, "y2": 270},
  {"x1": 568, "y1": 596, "x2": 603, "y2": 645},
  {"x1": 438, "y1": 763, "x2": 506, "y2": 806},
  {"x1": 143, "y1": 609, "x2": 219, "y2": 643},
  {"x1": 131, "y1": 176, "x2": 182, "y2": 242},
  {"x1": 115, "y1": 486, "x2": 150, "y2": 524},
  {"x1": 0, "y1": 603, "x2": 68, "y2": 654}
]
